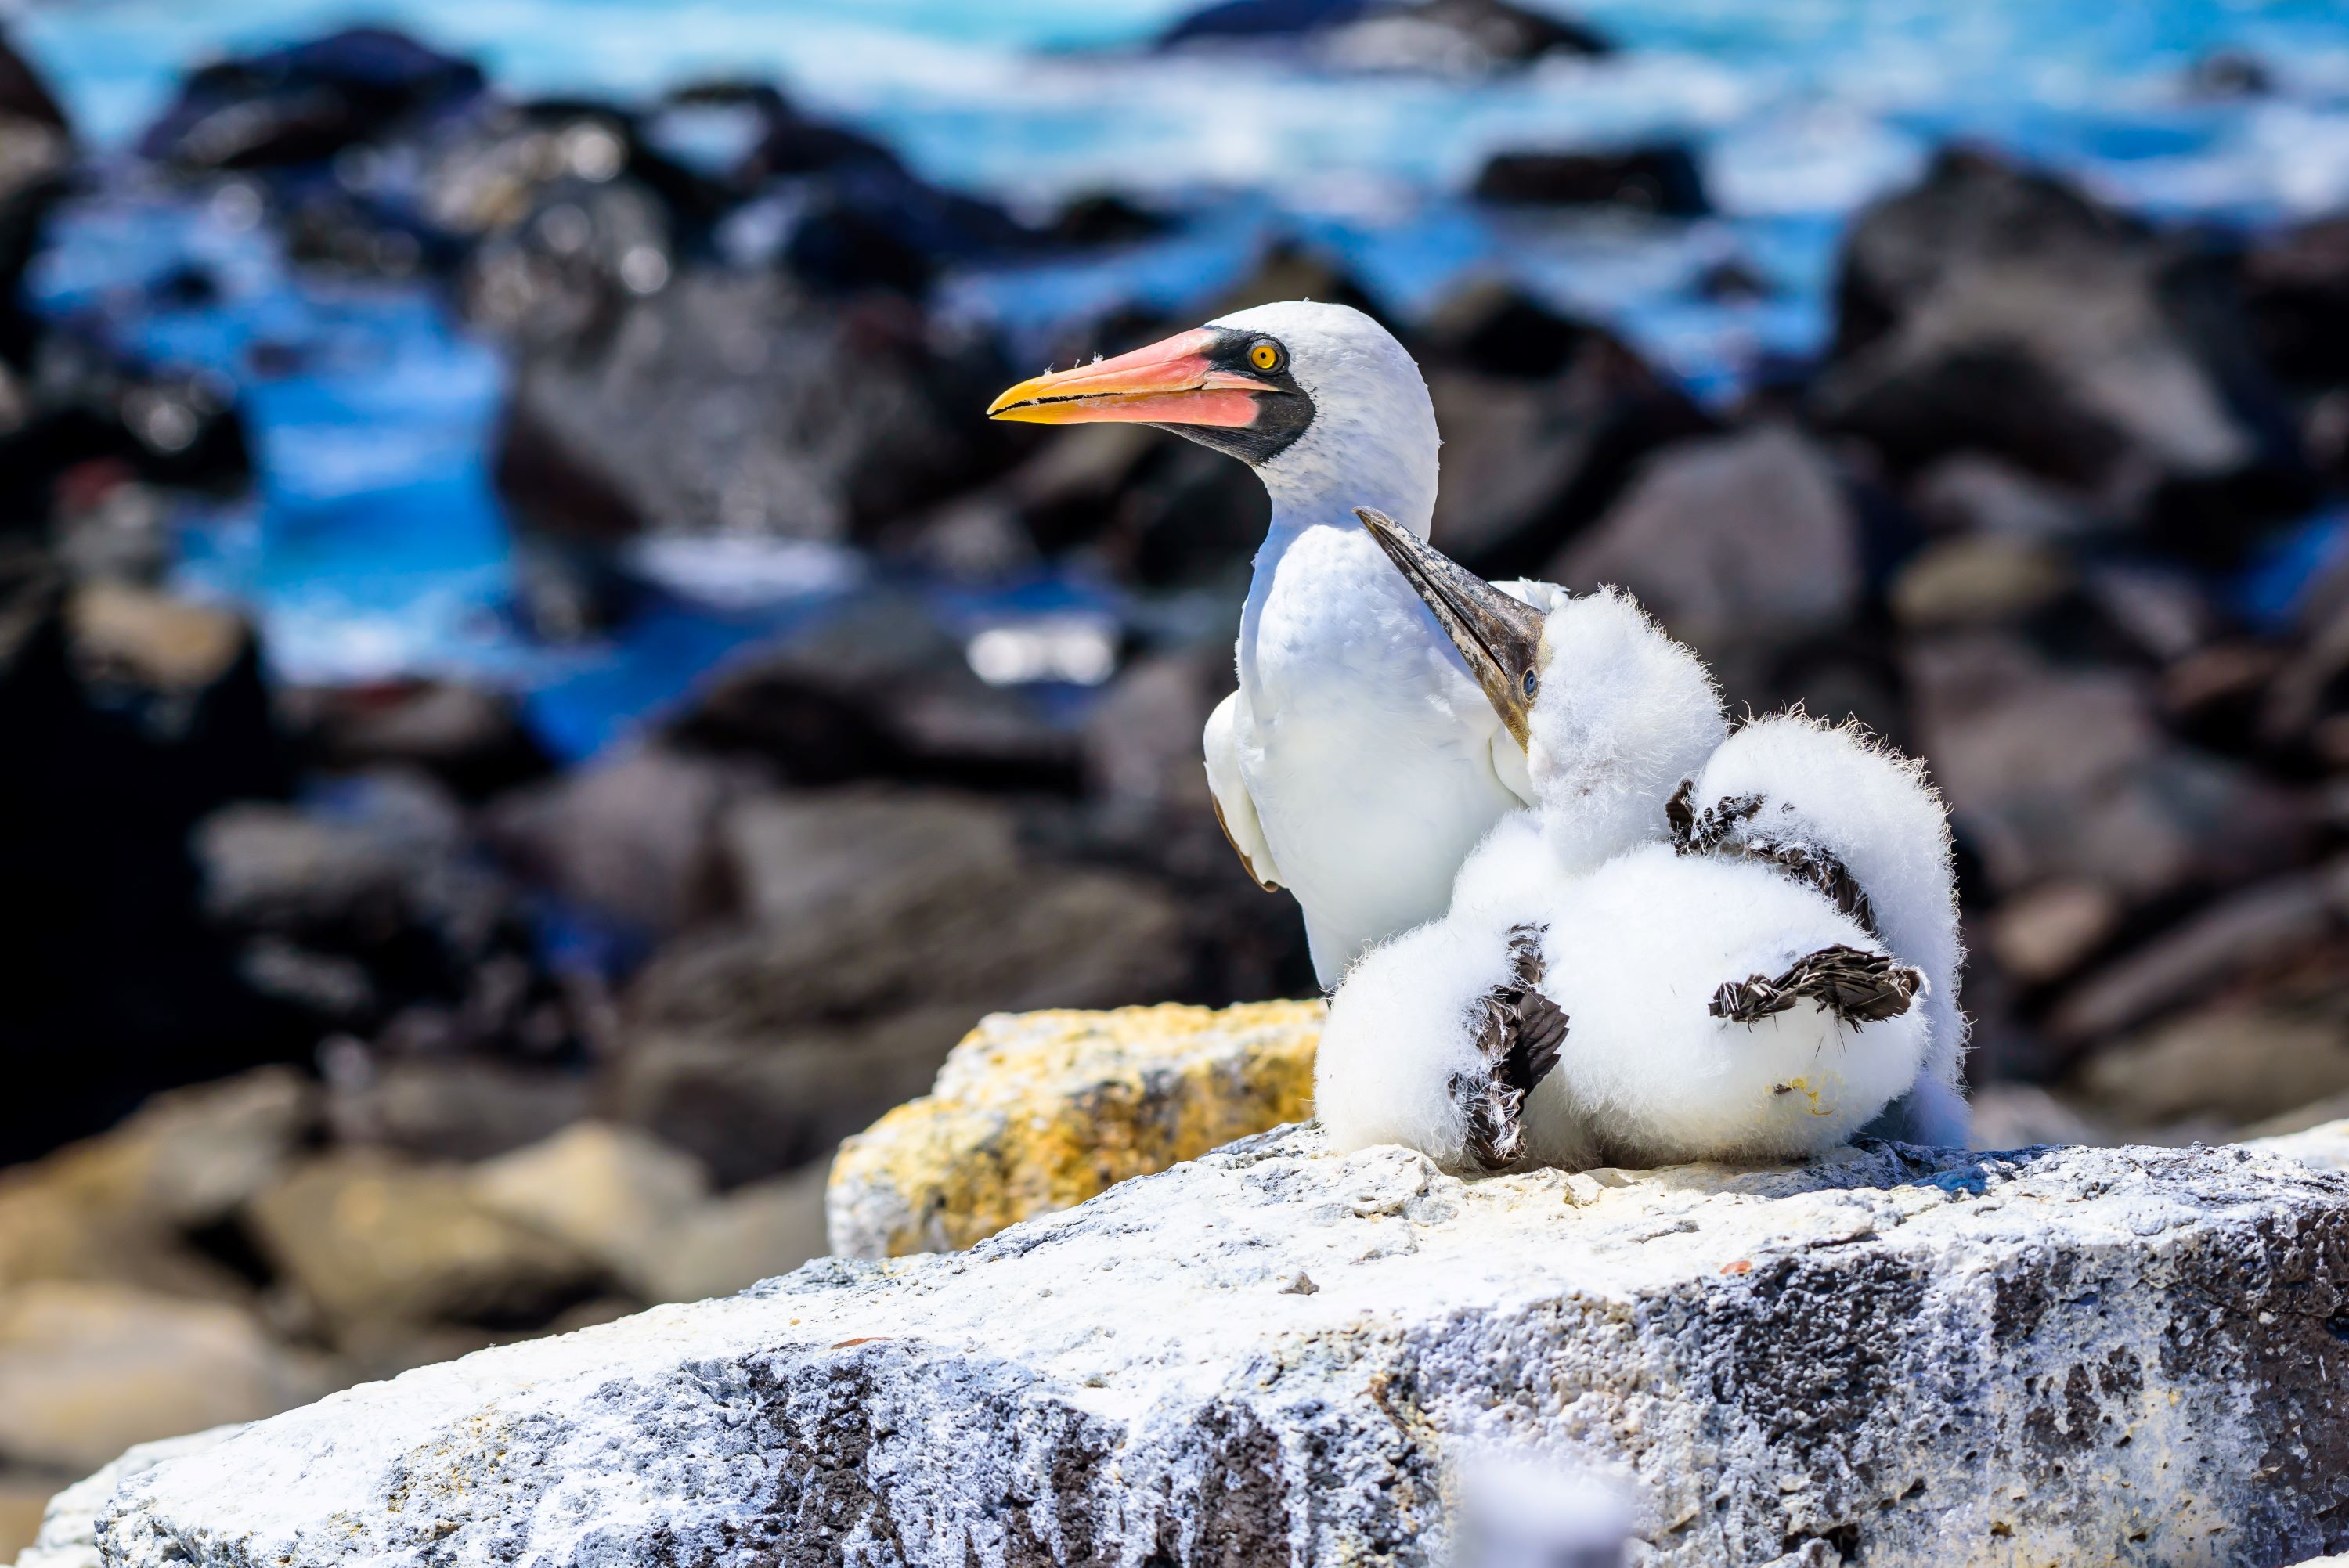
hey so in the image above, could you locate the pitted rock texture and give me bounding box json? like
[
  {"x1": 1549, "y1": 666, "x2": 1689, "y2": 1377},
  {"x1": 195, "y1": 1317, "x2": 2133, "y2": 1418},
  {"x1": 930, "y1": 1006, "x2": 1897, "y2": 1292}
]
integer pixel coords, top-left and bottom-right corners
[
  {"x1": 23, "y1": 1119, "x2": 2349, "y2": 1568},
  {"x1": 825, "y1": 1000, "x2": 1321, "y2": 1258}
]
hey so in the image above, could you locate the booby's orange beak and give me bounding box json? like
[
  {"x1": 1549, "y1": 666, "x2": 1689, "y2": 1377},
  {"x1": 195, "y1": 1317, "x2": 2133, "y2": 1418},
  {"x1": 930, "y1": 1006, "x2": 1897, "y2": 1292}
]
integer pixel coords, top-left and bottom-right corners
[{"x1": 987, "y1": 329, "x2": 1276, "y2": 427}]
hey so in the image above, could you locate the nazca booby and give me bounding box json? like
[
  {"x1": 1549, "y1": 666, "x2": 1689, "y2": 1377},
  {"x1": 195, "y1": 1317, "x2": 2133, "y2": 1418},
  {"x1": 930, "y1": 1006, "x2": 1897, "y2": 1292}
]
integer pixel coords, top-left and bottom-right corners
[
  {"x1": 988, "y1": 302, "x2": 1534, "y2": 983},
  {"x1": 1317, "y1": 510, "x2": 1961, "y2": 1170}
]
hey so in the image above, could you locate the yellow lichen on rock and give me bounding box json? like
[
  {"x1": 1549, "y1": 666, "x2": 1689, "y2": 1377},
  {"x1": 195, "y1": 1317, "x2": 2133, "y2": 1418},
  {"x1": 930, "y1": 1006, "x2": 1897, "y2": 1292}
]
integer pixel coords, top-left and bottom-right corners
[{"x1": 824, "y1": 1000, "x2": 1322, "y2": 1259}]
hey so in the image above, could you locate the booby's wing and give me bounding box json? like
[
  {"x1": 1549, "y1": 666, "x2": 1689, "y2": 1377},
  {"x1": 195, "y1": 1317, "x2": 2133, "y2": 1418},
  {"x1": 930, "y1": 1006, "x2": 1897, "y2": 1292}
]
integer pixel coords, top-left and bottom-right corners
[{"x1": 1203, "y1": 690, "x2": 1282, "y2": 892}]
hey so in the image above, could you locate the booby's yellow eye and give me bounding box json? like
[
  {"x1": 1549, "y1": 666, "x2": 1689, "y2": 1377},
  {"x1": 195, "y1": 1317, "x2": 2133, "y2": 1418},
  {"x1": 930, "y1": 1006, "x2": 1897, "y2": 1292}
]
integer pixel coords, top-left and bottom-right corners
[{"x1": 1249, "y1": 340, "x2": 1283, "y2": 373}]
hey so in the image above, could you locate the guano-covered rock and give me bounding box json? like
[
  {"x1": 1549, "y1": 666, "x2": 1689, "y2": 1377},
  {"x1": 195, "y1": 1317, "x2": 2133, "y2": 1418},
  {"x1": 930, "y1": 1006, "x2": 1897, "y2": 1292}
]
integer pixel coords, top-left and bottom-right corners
[{"x1": 20, "y1": 1119, "x2": 2349, "y2": 1568}]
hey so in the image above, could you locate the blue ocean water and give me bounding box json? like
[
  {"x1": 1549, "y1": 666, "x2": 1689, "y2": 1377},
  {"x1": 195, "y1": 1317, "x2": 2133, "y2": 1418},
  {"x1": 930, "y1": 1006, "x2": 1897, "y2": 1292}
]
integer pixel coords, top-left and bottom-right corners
[{"x1": 11, "y1": 0, "x2": 2349, "y2": 755}]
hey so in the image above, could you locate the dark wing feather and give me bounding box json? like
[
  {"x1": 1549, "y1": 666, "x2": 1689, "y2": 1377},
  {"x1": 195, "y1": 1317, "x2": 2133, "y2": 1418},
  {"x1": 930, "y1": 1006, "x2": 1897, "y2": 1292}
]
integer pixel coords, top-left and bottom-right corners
[
  {"x1": 1709, "y1": 944, "x2": 1923, "y2": 1027},
  {"x1": 1454, "y1": 925, "x2": 1568, "y2": 1171},
  {"x1": 1669, "y1": 788, "x2": 1880, "y2": 941}
]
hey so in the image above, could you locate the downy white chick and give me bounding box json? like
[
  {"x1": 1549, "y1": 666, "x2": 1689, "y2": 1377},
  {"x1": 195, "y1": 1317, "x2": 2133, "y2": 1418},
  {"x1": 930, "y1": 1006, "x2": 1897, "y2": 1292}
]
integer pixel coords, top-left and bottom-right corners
[
  {"x1": 1315, "y1": 532, "x2": 1727, "y2": 1171},
  {"x1": 1319, "y1": 510, "x2": 1955, "y2": 1171},
  {"x1": 1670, "y1": 714, "x2": 1970, "y2": 1148}
]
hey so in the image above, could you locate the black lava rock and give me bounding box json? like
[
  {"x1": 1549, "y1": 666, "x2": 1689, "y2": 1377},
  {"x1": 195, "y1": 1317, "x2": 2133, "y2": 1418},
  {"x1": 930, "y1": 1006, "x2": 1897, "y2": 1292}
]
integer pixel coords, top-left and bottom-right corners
[
  {"x1": 1472, "y1": 145, "x2": 1709, "y2": 216},
  {"x1": 139, "y1": 26, "x2": 485, "y2": 172},
  {"x1": 1158, "y1": 0, "x2": 1608, "y2": 67},
  {"x1": 1813, "y1": 148, "x2": 2313, "y2": 565}
]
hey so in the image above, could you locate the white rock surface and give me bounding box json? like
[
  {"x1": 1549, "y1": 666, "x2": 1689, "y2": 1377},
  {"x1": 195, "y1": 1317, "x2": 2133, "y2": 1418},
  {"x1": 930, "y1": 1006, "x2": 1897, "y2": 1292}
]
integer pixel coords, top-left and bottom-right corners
[{"x1": 23, "y1": 1123, "x2": 2349, "y2": 1568}]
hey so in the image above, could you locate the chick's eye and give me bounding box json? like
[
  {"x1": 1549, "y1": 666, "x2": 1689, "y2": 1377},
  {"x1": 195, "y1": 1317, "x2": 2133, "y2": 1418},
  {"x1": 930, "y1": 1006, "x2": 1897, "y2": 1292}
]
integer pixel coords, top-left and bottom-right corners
[
  {"x1": 1249, "y1": 340, "x2": 1283, "y2": 373},
  {"x1": 1521, "y1": 668, "x2": 1539, "y2": 698}
]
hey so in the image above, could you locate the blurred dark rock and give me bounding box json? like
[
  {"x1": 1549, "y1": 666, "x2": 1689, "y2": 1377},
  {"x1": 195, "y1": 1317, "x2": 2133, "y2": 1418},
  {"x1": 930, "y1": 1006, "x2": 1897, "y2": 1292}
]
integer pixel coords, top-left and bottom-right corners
[
  {"x1": 245, "y1": 1152, "x2": 604, "y2": 1343},
  {"x1": 2184, "y1": 49, "x2": 2272, "y2": 99},
  {"x1": 1159, "y1": 0, "x2": 1371, "y2": 41},
  {"x1": 1907, "y1": 452, "x2": 2099, "y2": 539},
  {"x1": 1471, "y1": 145, "x2": 1708, "y2": 215},
  {"x1": 139, "y1": 27, "x2": 485, "y2": 173},
  {"x1": 1211, "y1": 240, "x2": 1386, "y2": 322},
  {"x1": 1081, "y1": 648, "x2": 1223, "y2": 833},
  {"x1": 2082, "y1": 562, "x2": 2215, "y2": 665},
  {"x1": 651, "y1": 80, "x2": 1037, "y2": 290},
  {"x1": 193, "y1": 773, "x2": 518, "y2": 1036},
  {"x1": 781, "y1": 177, "x2": 1031, "y2": 300},
  {"x1": 406, "y1": 96, "x2": 749, "y2": 338},
  {"x1": 1692, "y1": 254, "x2": 1775, "y2": 303},
  {"x1": 608, "y1": 1006, "x2": 975, "y2": 1187},
  {"x1": 1421, "y1": 284, "x2": 1713, "y2": 575},
  {"x1": 1982, "y1": 879, "x2": 2123, "y2": 989},
  {"x1": 1156, "y1": 0, "x2": 1610, "y2": 69},
  {"x1": 1548, "y1": 425, "x2": 1864, "y2": 694},
  {"x1": 282, "y1": 679, "x2": 555, "y2": 799},
  {"x1": 2261, "y1": 582, "x2": 2349, "y2": 754},
  {"x1": 424, "y1": 97, "x2": 712, "y2": 230},
  {"x1": 486, "y1": 744, "x2": 765, "y2": 939},
  {"x1": 2242, "y1": 210, "x2": 2349, "y2": 389},
  {"x1": 2047, "y1": 861, "x2": 2349, "y2": 1046},
  {"x1": 2073, "y1": 1001, "x2": 2349, "y2": 1131},
  {"x1": 597, "y1": 786, "x2": 1192, "y2": 1183},
  {"x1": 0, "y1": 29, "x2": 67, "y2": 138},
  {"x1": 782, "y1": 194, "x2": 937, "y2": 297},
  {"x1": 895, "y1": 415, "x2": 1256, "y2": 589},
  {"x1": 717, "y1": 788, "x2": 1019, "y2": 933},
  {"x1": 0, "y1": 561, "x2": 304, "y2": 1164},
  {"x1": 1064, "y1": 437, "x2": 1269, "y2": 589},
  {"x1": 0, "y1": 1281, "x2": 329, "y2": 1476},
  {"x1": 49, "y1": 476, "x2": 172, "y2": 586},
  {"x1": 455, "y1": 173, "x2": 677, "y2": 344},
  {"x1": 1907, "y1": 633, "x2": 2309, "y2": 913},
  {"x1": 1422, "y1": 281, "x2": 1587, "y2": 376},
  {"x1": 626, "y1": 858, "x2": 1188, "y2": 1033},
  {"x1": 627, "y1": 788, "x2": 1189, "y2": 1034},
  {"x1": 1816, "y1": 148, "x2": 2311, "y2": 562},
  {"x1": 0, "y1": 27, "x2": 69, "y2": 348},
  {"x1": 1888, "y1": 535, "x2": 2072, "y2": 630},
  {"x1": 656, "y1": 81, "x2": 900, "y2": 189},
  {"x1": 2161, "y1": 640, "x2": 2283, "y2": 758},
  {"x1": 1076, "y1": 643, "x2": 1319, "y2": 1003},
  {"x1": 1965, "y1": 1081, "x2": 2106, "y2": 1148},
  {"x1": 1038, "y1": 193, "x2": 1174, "y2": 249},
  {"x1": 278, "y1": 191, "x2": 442, "y2": 279},
  {"x1": 493, "y1": 276, "x2": 1014, "y2": 557},
  {"x1": 0, "y1": 339, "x2": 252, "y2": 531},
  {"x1": 666, "y1": 593, "x2": 1081, "y2": 791},
  {"x1": 323, "y1": 1054, "x2": 592, "y2": 1164}
]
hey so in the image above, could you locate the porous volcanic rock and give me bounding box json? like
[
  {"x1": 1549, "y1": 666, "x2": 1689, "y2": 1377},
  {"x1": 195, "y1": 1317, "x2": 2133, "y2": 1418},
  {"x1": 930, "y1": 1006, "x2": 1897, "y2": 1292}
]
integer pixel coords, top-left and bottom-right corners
[
  {"x1": 23, "y1": 1119, "x2": 2349, "y2": 1567},
  {"x1": 827, "y1": 1000, "x2": 1322, "y2": 1259}
]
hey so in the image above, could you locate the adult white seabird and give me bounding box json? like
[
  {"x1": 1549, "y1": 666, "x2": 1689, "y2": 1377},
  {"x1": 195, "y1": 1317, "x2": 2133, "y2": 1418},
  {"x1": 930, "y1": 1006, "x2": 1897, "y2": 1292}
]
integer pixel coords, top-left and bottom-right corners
[
  {"x1": 988, "y1": 301, "x2": 1533, "y2": 983},
  {"x1": 1318, "y1": 511, "x2": 1956, "y2": 1170}
]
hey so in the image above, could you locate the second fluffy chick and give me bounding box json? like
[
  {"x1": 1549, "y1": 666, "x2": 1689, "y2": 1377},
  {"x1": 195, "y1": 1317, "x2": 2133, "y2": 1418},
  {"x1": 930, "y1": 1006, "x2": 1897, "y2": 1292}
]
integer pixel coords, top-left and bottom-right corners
[{"x1": 1316, "y1": 512, "x2": 1955, "y2": 1171}]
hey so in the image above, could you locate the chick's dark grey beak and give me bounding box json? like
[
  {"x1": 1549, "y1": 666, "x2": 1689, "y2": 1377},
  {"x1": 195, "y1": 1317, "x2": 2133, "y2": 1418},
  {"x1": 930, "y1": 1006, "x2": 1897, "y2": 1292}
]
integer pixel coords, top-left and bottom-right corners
[{"x1": 1354, "y1": 506, "x2": 1545, "y2": 748}]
